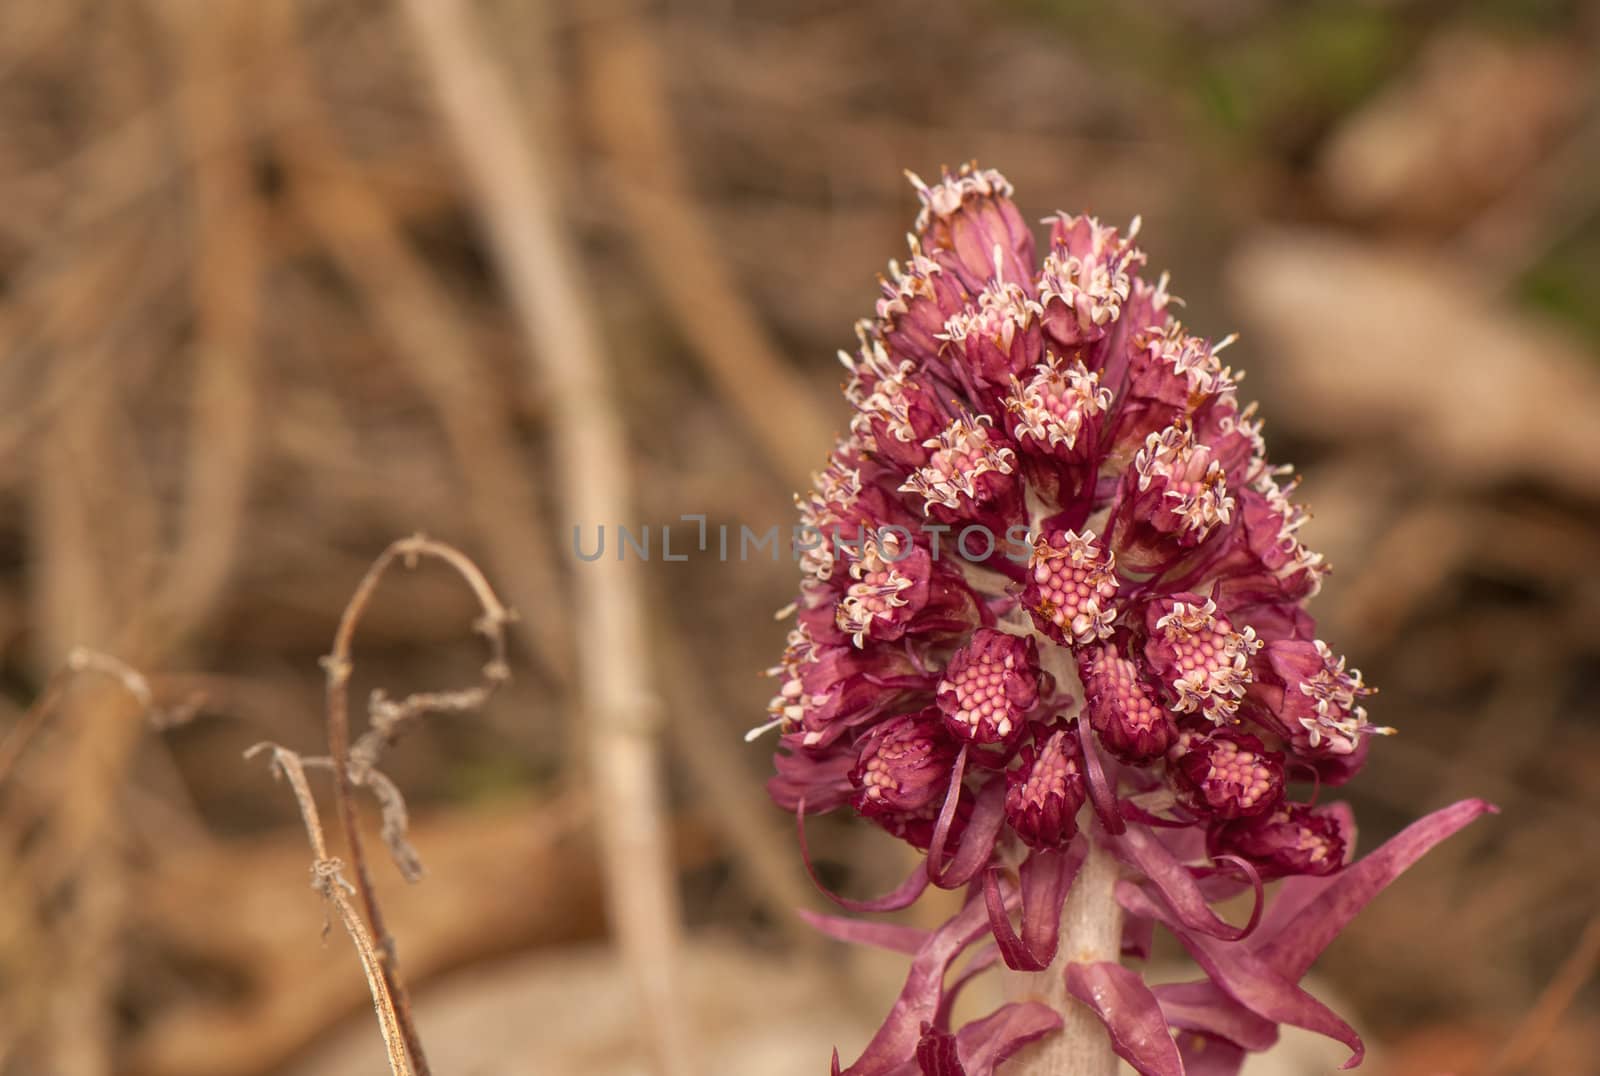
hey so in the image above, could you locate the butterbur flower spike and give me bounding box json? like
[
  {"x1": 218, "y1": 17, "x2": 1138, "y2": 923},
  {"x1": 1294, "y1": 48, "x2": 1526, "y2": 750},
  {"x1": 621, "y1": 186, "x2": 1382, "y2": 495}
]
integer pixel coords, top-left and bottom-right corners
[{"x1": 760, "y1": 162, "x2": 1493, "y2": 1075}]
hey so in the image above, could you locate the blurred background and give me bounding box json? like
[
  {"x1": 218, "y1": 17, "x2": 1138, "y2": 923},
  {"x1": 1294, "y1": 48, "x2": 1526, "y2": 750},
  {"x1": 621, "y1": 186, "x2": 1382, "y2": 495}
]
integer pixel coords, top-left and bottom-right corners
[{"x1": 1, "y1": 0, "x2": 1598, "y2": 1073}]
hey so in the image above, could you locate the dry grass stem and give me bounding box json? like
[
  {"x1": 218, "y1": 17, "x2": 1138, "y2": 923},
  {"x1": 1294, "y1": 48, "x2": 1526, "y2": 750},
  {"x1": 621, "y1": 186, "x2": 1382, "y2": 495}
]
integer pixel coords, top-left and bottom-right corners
[
  {"x1": 582, "y1": 20, "x2": 835, "y2": 490},
  {"x1": 320, "y1": 532, "x2": 517, "y2": 1074},
  {"x1": 244, "y1": 742, "x2": 416, "y2": 1076},
  {"x1": 398, "y1": 2, "x2": 696, "y2": 1069}
]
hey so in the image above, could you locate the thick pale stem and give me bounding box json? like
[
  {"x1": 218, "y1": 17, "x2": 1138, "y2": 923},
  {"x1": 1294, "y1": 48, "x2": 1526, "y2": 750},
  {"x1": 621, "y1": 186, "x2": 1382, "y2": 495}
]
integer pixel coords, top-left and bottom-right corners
[{"x1": 1003, "y1": 836, "x2": 1125, "y2": 1075}]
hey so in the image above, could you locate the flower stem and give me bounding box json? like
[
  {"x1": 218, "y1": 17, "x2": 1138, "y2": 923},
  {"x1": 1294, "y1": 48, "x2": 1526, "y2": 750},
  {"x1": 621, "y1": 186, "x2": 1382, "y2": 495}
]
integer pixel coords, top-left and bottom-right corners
[{"x1": 1003, "y1": 836, "x2": 1125, "y2": 1075}]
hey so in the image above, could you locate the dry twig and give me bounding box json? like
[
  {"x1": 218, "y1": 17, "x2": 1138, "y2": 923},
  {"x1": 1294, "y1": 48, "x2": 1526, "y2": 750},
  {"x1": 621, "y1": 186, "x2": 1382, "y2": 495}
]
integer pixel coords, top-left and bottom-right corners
[
  {"x1": 580, "y1": 18, "x2": 835, "y2": 491},
  {"x1": 1485, "y1": 909, "x2": 1600, "y2": 1073},
  {"x1": 271, "y1": 0, "x2": 574, "y2": 688},
  {"x1": 244, "y1": 742, "x2": 415, "y2": 1076},
  {"x1": 397, "y1": 2, "x2": 696, "y2": 1069},
  {"x1": 320, "y1": 533, "x2": 516, "y2": 1074}
]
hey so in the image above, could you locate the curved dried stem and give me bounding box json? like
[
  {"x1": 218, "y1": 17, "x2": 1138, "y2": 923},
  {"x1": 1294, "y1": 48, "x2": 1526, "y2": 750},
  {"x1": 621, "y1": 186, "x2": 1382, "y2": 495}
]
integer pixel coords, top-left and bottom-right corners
[
  {"x1": 245, "y1": 743, "x2": 415, "y2": 1076},
  {"x1": 320, "y1": 533, "x2": 515, "y2": 1075},
  {"x1": 0, "y1": 647, "x2": 197, "y2": 788}
]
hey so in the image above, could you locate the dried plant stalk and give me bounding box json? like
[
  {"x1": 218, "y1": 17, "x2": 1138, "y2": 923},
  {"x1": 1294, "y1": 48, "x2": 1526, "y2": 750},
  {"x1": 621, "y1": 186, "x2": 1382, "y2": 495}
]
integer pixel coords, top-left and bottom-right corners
[
  {"x1": 245, "y1": 743, "x2": 415, "y2": 1076},
  {"x1": 320, "y1": 533, "x2": 516, "y2": 1075},
  {"x1": 396, "y1": 2, "x2": 696, "y2": 1071}
]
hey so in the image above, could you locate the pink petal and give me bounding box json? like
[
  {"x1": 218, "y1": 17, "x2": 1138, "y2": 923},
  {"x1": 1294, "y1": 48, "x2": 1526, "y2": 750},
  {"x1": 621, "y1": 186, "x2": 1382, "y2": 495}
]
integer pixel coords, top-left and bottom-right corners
[
  {"x1": 952, "y1": 1002, "x2": 1062, "y2": 1075},
  {"x1": 840, "y1": 894, "x2": 996, "y2": 1074},
  {"x1": 1065, "y1": 961, "x2": 1185, "y2": 1076},
  {"x1": 1119, "y1": 885, "x2": 1364, "y2": 1068},
  {"x1": 799, "y1": 909, "x2": 928, "y2": 955},
  {"x1": 931, "y1": 775, "x2": 1007, "y2": 889},
  {"x1": 1077, "y1": 715, "x2": 1126, "y2": 834},
  {"x1": 925, "y1": 747, "x2": 969, "y2": 883},
  {"x1": 936, "y1": 945, "x2": 1000, "y2": 1029},
  {"x1": 981, "y1": 844, "x2": 1085, "y2": 971},
  {"x1": 1109, "y1": 824, "x2": 1260, "y2": 941},
  {"x1": 1256, "y1": 799, "x2": 1496, "y2": 978},
  {"x1": 1153, "y1": 980, "x2": 1278, "y2": 1052}
]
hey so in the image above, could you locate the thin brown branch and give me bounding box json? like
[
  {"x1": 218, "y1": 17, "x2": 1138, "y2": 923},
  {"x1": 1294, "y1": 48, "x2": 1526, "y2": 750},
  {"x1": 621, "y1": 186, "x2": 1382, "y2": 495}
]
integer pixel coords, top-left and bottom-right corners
[
  {"x1": 0, "y1": 667, "x2": 71, "y2": 788},
  {"x1": 160, "y1": 0, "x2": 263, "y2": 636},
  {"x1": 1484, "y1": 909, "x2": 1600, "y2": 1074},
  {"x1": 245, "y1": 742, "x2": 416, "y2": 1076},
  {"x1": 321, "y1": 533, "x2": 515, "y2": 1075},
  {"x1": 396, "y1": 2, "x2": 696, "y2": 1070},
  {"x1": 580, "y1": 19, "x2": 835, "y2": 490},
  {"x1": 0, "y1": 647, "x2": 198, "y2": 788},
  {"x1": 268, "y1": 0, "x2": 573, "y2": 690}
]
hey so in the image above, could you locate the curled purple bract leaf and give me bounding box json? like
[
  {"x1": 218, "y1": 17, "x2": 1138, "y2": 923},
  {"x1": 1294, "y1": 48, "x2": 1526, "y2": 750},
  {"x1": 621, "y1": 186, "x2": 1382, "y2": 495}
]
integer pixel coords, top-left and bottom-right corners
[
  {"x1": 935, "y1": 945, "x2": 999, "y2": 1029},
  {"x1": 1254, "y1": 799, "x2": 1496, "y2": 978},
  {"x1": 839, "y1": 893, "x2": 997, "y2": 1075},
  {"x1": 799, "y1": 909, "x2": 928, "y2": 955},
  {"x1": 925, "y1": 746, "x2": 969, "y2": 883},
  {"x1": 1076, "y1": 714, "x2": 1126, "y2": 835},
  {"x1": 882, "y1": 1006, "x2": 1061, "y2": 1076},
  {"x1": 930, "y1": 775, "x2": 1007, "y2": 889},
  {"x1": 1109, "y1": 825, "x2": 1260, "y2": 941},
  {"x1": 981, "y1": 843, "x2": 1085, "y2": 971},
  {"x1": 1153, "y1": 980, "x2": 1278, "y2": 1053},
  {"x1": 798, "y1": 798, "x2": 931, "y2": 912},
  {"x1": 1065, "y1": 961, "x2": 1185, "y2": 1076},
  {"x1": 1119, "y1": 884, "x2": 1365, "y2": 1068}
]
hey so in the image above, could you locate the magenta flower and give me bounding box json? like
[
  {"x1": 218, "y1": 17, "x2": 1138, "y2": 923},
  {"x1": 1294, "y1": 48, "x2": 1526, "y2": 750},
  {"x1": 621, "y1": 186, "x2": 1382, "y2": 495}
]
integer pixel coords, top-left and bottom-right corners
[{"x1": 761, "y1": 163, "x2": 1491, "y2": 1075}]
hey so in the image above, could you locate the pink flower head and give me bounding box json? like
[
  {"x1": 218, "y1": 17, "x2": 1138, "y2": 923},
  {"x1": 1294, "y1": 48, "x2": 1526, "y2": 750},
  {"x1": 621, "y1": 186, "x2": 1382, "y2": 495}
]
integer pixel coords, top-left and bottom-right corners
[
  {"x1": 1209, "y1": 802, "x2": 1348, "y2": 879},
  {"x1": 1246, "y1": 638, "x2": 1392, "y2": 756},
  {"x1": 898, "y1": 414, "x2": 1020, "y2": 526},
  {"x1": 852, "y1": 708, "x2": 961, "y2": 820},
  {"x1": 1038, "y1": 213, "x2": 1144, "y2": 346},
  {"x1": 1004, "y1": 354, "x2": 1112, "y2": 463},
  {"x1": 1079, "y1": 641, "x2": 1175, "y2": 763},
  {"x1": 1169, "y1": 727, "x2": 1286, "y2": 820},
  {"x1": 1143, "y1": 594, "x2": 1259, "y2": 723},
  {"x1": 936, "y1": 628, "x2": 1042, "y2": 744},
  {"x1": 1004, "y1": 725, "x2": 1087, "y2": 851},
  {"x1": 1022, "y1": 528, "x2": 1118, "y2": 647},
  {"x1": 910, "y1": 165, "x2": 1034, "y2": 293},
  {"x1": 1111, "y1": 421, "x2": 1235, "y2": 572},
  {"x1": 760, "y1": 163, "x2": 1491, "y2": 1076}
]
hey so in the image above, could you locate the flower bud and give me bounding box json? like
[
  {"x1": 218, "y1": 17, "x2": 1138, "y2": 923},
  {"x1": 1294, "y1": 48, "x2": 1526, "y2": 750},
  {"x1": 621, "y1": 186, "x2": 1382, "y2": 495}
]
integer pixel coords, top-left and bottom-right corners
[
  {"x1": 851, "y1": 708, "x2": 961, "y2": 819},
  {"x1": 1170, "y1": 728, "x2": 1285, "y2": 820},
  {"x1": 843, "y1": 338, "x2": 949, "y2": 470},
  {"x1": 1003, "y1": 354, "x2": 1111, "y2": 463},
  {"x1": 898, "y1": 414, "x2": 1020, "y2": 525},
  {"x1": 1246, "y1": 638, "x2": 1390, "y2": 756},
  {"x1": 1079, "y1": 642, "x2": 1176, "y2": 763},
  {"x1": 1209, "y1": 802, "x2": 1346, "y2": 878},
  {"x1": 834, "y1": 532, "x2": 931, "y2": 648},
  {"x1": 937, "y1": 628, "x2": 1042, "y2": 744},
  {"x1": 874, "y1": 243, "x2": 971, "y2": 368},
  {"x1": 1110, "y1": 422, "x2": 1235, "y2": 571},
  {"x1": 1004, "y1": 726, "x2": 1086, "y2": 850},
  {"x1": 911, "y1": 164, "x2": 1035, "y2": 293},
  {"x1": 1038, "y1": 214, "x2": 1144, "y2": 348}
]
